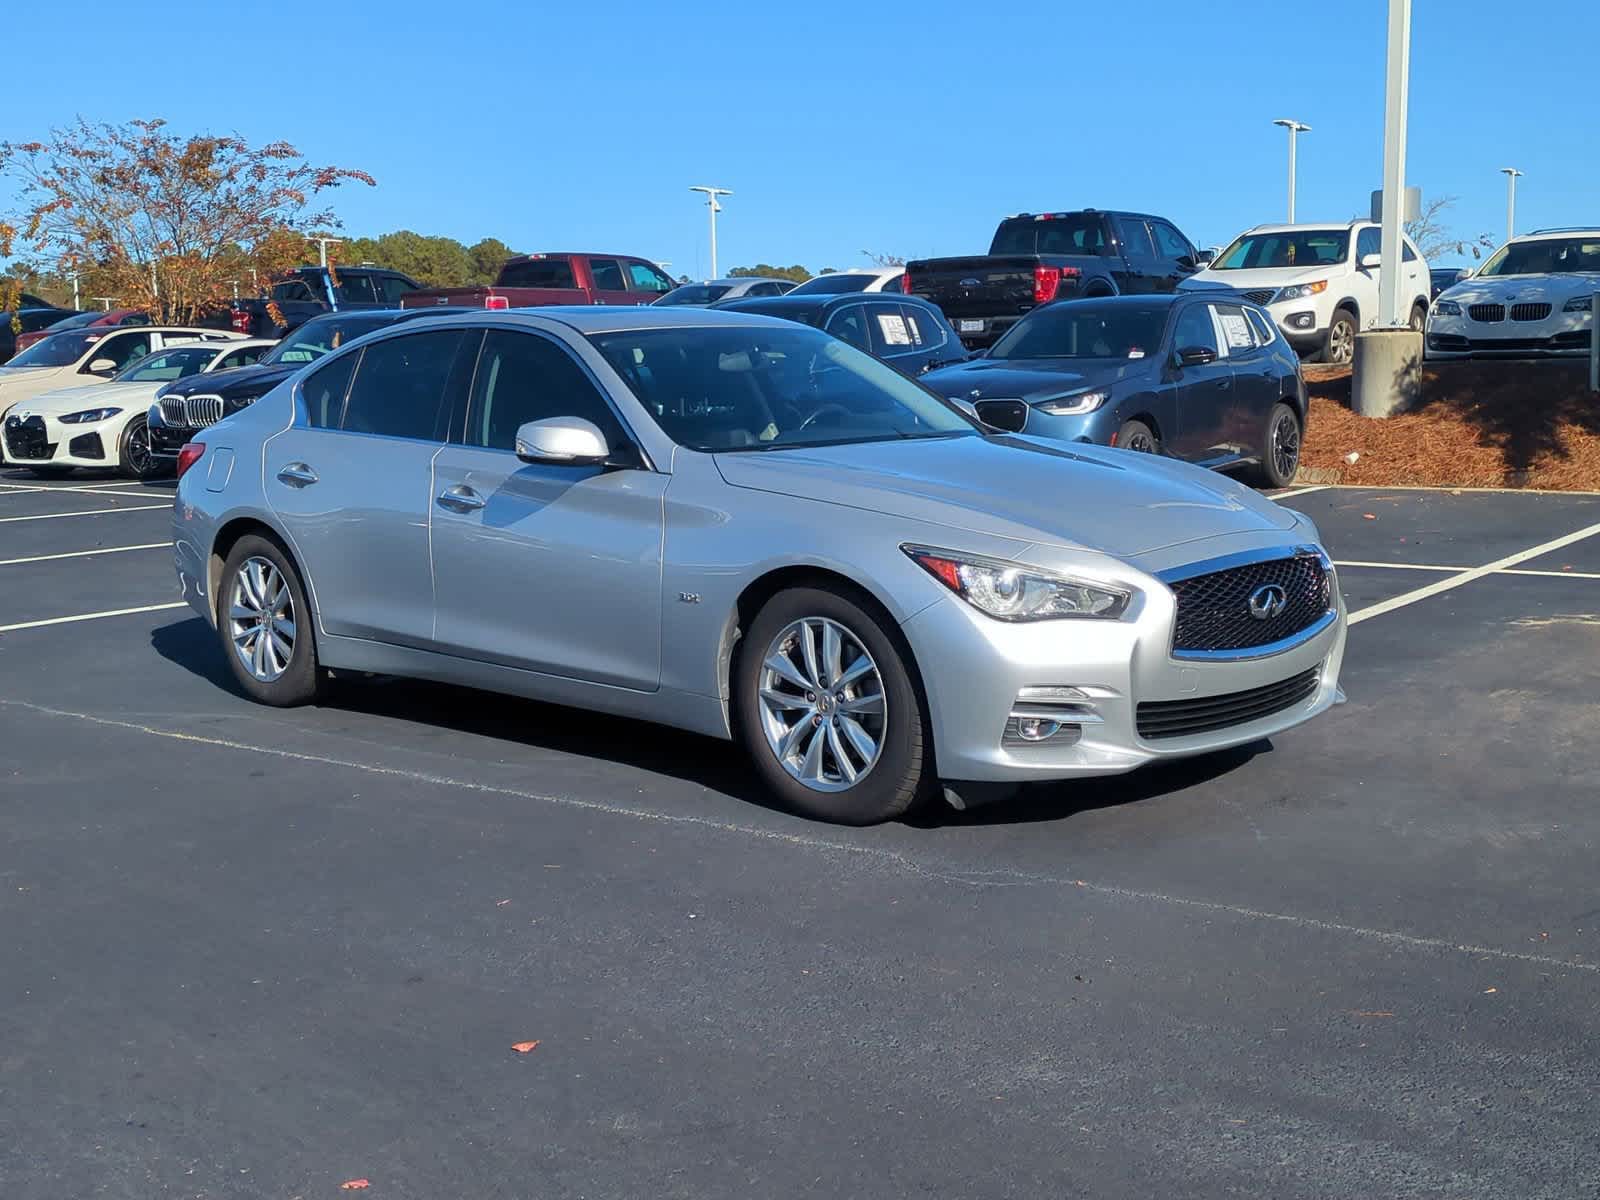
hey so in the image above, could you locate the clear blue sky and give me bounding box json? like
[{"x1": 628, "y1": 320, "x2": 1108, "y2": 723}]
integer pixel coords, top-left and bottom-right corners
[{"x1": 8, "y1": 0, "x2": 1595, "y2": 273}]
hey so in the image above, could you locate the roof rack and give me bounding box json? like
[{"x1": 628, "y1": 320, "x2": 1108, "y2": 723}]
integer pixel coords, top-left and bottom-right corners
[{"x1": 1527, "y1": 226, "x2": 1600, "y2": 235}]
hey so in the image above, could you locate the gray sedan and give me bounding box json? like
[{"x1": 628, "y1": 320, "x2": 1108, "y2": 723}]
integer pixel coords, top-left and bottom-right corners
[{"x1": 171, "y1": 307, "x2": 1346, "y2": 824}]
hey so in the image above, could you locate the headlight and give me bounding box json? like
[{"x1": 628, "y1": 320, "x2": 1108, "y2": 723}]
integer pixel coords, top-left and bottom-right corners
[
  {"x1": 1563, "y1": 295, "x2": 1594, "y2": 313},
  {"x1": 902, "y1": 544, "x2": 1131, "y2": 621},
  {"x1": 58, "y1": 407, "x2": 123, "y2": 424},
  {"x1": 1434, "y1": 299, "x2": 1462, "y2": 316},
  {"x1": 1035, "y1": 389, "x2": 1109, "y2": 416},
  {"x1": 1274, "y1": 280, "x2": 1328, "y2": 303}
]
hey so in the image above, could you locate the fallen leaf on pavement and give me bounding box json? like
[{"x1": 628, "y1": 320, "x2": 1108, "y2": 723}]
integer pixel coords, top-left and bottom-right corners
[
  {"x1": 511, "y1": 1040, "x2": 541, "y2": 1054},
  {"x1": 340, "y1": 1181, "x2": 370, "y2": 1191},
  {"x1": 496, "y1": 899, "x2": 511, "y2": 906},
  {"x1": 1483, "y1": 987, "x2": 1498, "y2": 994},
  {"x1": 1362, "y1": 513, "x2": 1377, "y2": 520}
]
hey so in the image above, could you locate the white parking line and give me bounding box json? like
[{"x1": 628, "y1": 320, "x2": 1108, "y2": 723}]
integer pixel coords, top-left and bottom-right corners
[
  {"x1": 1336, "y1": 559, "x2": 1600, "y2": 580},
  {"x1": 0, "y1": 601, "x2": 188, "y2": 633},
  {"x1": 0, "y1": 503, "x2": 170, "y2": 523},
  {"x1": 1348, "y1": 521, "x2": 1600, "y2": 625},
  {"x1": 0, "y1": 542, "x2": 172, "y2": 567},
  {"x1": 1274, "y1": 484, "x2": 1331, "y2": 498}
]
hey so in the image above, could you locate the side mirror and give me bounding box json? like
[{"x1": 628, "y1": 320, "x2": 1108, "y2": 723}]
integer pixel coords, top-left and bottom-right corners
[
  {"x1": 1195, "y1": 249, "x2": 1216, "y2": 267},
  {"x1": 1360, "y1": 253, "x2": 1382, "y2": 269},
  {"x1": 1176, "y1": 346, "x2": 1217, "y2": 367},
  {"x1": 87, "y1": 357, "x2": 120, "y2": 375},
  {"x1": 1176, "y1": 255, "x2": 1197, "y2": 271},
  {"x1": 514, "y1": 416, "x2": 612, "y2": 466}
]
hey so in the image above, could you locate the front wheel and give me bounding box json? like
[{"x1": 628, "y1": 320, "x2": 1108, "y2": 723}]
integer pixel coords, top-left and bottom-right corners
[
  {"x1": 1116, "y1": 418, "x2": 1159, "y2": 455},
  {"x1": 1409, "y1": 302, "x2": 1428, "y2": 332},
  {"x1": 217, "y1": 534, "x2": 324, "y2": 706},
  {"x1": 1250, "y1": 402, "x2": 1303, "y2": 489},
  {"x1": 117, "y1": 414, "x2": 155, "y2": 479},
  {"x1": 1322, "y1": 309, "x2": 1356, "y2": 365},
  {"x1": 735, "y1": 585, "x2": 931, "y2": 824}
]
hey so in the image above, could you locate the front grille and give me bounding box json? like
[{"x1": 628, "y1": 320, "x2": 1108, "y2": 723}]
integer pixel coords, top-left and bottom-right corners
[
  {"x1": 185, "y1": 395, "x2": 225, "y2": 427},
  {"x1": 1241, "y1": 289, "x2": 1276, "y2": 305},
  {"x1": 1468, "y1": 303, "x2": 1505, "y2": 323},
  {"x1": 159, "y1": 397, "x2": 188, "y2": 427},
  {"x1": 1169, "y1": 552, "x2": 1332, "y2": 655},
  {"x1": 1510, "y1": 303, "x2": 1552, "y2": 322},
  {"x1": 974, "y1": 399, "x2": 1027, "y2": 432},
  {"x1": 1137, "y1": 668, "x2": 1320, "y2": 740},
  {"x1": 3, "y1": 416, "x2": 54, "y2": 461}
]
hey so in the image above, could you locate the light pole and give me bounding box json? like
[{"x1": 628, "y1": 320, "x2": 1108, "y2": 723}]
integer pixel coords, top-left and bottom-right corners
[
  {"x1": 1272, "y1": 119, "x2": 1311, "y2": 222},
  {"x1": 307, "y1": 236, "x2": 342, "y2": 268},
  {"x1": 688, "y1": 186, "x2": 732, "y2": 279},
  {"x1": 1499, "y1": 168, "x2": 1522, "y2": 243}
]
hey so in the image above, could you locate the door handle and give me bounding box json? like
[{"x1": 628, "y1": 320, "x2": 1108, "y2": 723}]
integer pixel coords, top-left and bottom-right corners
[
  {"x1": 436, "y1": 484, "x2": 486, "y2": 513},
  {"x1": 276, "y1": 463, "x2": 318, "y2": 487}
]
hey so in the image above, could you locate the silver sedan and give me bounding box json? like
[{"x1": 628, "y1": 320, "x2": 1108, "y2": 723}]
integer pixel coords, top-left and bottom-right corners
[{"x1": 171, "y1": 307, "x2": 1346, "y2": 824}]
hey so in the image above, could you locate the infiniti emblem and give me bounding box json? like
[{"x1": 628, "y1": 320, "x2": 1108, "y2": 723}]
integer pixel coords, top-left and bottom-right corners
[{"x1": 1247, "y1": 584, "x2": 1288, "y2": 620}]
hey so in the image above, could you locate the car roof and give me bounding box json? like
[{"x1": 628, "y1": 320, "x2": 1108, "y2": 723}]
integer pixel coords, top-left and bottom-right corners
[
  {"x1": 1242, "y1": 221, "x2": 1374, "y2": 234},
  {"x1": 1511, "y1": 228, "x2": 1600, "y2": 242},
  {"x1": 389, "y1": 305, "x2": 799, "y2": 337}
]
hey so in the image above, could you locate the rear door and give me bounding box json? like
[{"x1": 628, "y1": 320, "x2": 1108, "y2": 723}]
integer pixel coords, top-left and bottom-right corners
[
  {"x1": 866, "y1": 300, "x2": 953, "y2": 375},
  {"x1": 430, "y1": 327, "x2": 666, "y2": 690},
  {"x1": 1167, "y1": 301, "x2": 1235, "y2": 462},
  {"x1": 584, "y1": 257, "x2": 636, "y2": 306},
  {"x1": 264, "y1": 329, "x2": 471, "y2": 646},
  {"x1": 1114, "y1": 216, "x2": 1161, "y2": 294},
  {"x1": 1148, "y1": 219, "x2": 1200, "y2": 292},
  {"x1": 1211, "y1": 301, "x2": 1273, "y2": 450}
]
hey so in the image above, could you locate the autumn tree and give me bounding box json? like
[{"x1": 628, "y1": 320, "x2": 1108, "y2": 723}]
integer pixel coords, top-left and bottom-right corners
[
  {"x1": 1406, "y1": 196, "x2": 1497, "y2": 262},
  {"x1": 860, "y1": 250, "x2": 905, "y2": 267},
  {"x1": 0, "y1": 118, "x2": 375, "y2": 323}
]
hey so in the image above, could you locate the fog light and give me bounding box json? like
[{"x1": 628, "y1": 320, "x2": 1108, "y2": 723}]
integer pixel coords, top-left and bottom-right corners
[
  {"x1": 1016, "y1": 717, "x2": 1060, "y2": 742},
  {"x1": 1289, "y1": 312, "x2": 1316, "y2": 330}
]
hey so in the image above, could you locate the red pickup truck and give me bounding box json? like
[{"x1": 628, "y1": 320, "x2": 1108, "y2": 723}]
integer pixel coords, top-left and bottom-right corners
[{"x1": 401, "y1": 253, "x2": 676, "y2": 310}]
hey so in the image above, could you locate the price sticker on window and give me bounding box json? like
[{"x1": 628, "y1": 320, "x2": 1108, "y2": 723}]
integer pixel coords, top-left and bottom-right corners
[
  {"x1": 1220, "y1": 314, "x2": 1254, "y2": 349},
  {"x1": 876, "y1": 312, "x2": 912, "y2": 346}
]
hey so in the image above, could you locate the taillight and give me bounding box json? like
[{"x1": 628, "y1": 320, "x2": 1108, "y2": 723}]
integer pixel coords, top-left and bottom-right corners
[
  {"x1": 484, "y1": 294, "x2": 510, "y2": 310},
  {"x1": 229, "y1": 305, "x2": 251, "y2": 334},
  {"x1": 176, "y1": 442, "x2": 205, "y2": 480},
  {"x1": 899, "y1": 272, "x2": 913, "y2": 294},
  {"x1": 1033, "y1": 265, "x2": 1061, "y2": 305}
]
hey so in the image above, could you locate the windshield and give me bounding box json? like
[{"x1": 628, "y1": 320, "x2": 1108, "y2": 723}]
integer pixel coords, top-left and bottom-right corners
[
  {"x1": 656, "y1": 284, "x2": 733, "y2": 306},
  {"x1": 789, "y1": 274, "x2": 875, "y2": 295},
  {"x1": 989, "y1": 215, "x2": 1112, "y2": 256},
  {"x1": 586, "y1": 325, "x2": 977, "y2": 452},
  {"x1": 6, "y1": 331, "x2": 98, "y2": 367},
  {"x1": 114, "y1": 346, "x2": 219, "y2": 382},
  {"x1": 990, "y1": 303, "x2": 1170, "y2": 361},
  {"x1": 1212, "y1": 230, "x2": 1349, "y2": 270},
  {"x1": 264, "y1": 315, "x2": 396, "y2": 365},
  {"x1": 1478, "y1": 237, "x2": 1600, "y2": 277}
]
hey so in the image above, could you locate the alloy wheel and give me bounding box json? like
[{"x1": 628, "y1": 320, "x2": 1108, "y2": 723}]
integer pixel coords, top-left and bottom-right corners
[
  {"x1": 228, "y1": 556, "x2": 296, "y2": 683},
  {"x1": 1329, "y1": 320, "x2": 1354, "y2": 364},
  {"x1": 1125, "y1": 430, "x2": 1157, "y2": 453},
  {"x1": 125, "y1": 421, "x2": 152, "y2": 475},
  {"x1": 757, "y1": 616, "x2": 887, "y2": 793},
  {"x1": 1272, "y1": 410, "x2": 1301, "y2": 481}
]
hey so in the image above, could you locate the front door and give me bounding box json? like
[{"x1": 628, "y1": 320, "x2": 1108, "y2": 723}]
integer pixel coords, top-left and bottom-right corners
[
  {"x1": 430, "y1": 328, "x2": 666, "y2": 690},
  {"x1": 584, "y1": 257, "x2": 637, "y2": 306},
  {"x1": 1168, "y1": 301, "x2": 1235, "y2": 462}
]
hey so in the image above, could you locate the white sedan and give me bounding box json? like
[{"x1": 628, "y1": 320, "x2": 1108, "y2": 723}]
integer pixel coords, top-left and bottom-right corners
[
  {"x1": 2, "y1": 339, "x2": 273, "y2": 477},
  {"x1": 1426, "y1": 229, "x2": 1600, "y2": 359}
]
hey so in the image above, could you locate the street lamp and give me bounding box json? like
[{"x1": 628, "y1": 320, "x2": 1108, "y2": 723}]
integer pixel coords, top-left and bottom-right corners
[
  {"x1": 1272, "y1": 119, "x2": 1312, "y2": 222},
  {"x1": 688, "y1": 186, "x2": 732, "y2": 279},
  {"x1": 1499, "y1": 168, "x2": 1523, "y2": 243}
]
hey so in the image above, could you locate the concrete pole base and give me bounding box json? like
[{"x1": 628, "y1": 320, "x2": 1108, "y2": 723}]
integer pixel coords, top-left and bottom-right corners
[{"x1": 1351, "y1": 330, "x2": 1424, "y2": 418}]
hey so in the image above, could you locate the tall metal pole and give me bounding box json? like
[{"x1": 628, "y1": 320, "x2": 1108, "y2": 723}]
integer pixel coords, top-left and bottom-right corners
[
  {"x1": 1377, "y1": 0, "x2": 1411, "y2": 329},
  {"x1": 1499, "y1": 168, "x2": 1522, "y2": 243},
  {"x1": 689, "y1": 187, "x2": 732, "y2": 279},
  {"x1": 1273, "y1": 120, "x2": 1311, "y2": 222}
]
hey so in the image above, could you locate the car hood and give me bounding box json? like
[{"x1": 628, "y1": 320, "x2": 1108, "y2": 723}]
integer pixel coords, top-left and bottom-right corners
[
  {"x1": 713, "y1": 435, "x2": 1297, "y2": 559},
  {"x1": 922, "y1": 358, "x2": 1144, "y2": 404},
  {"x1": 16, "y1": 380, "x2": 159, "y2": 416},
  {"x1": 1439, "y1": 273, "x2": 1600, "y2": 305},
  {"x1": 0, "y1": 364, "x2": 70, "y2": 387},
  {"x1": 162, "y1": 361, "x2": 294, "y2": 400},
  {"x1": 1184, "y1": 266, "x2": 1336, "y2": 292}
]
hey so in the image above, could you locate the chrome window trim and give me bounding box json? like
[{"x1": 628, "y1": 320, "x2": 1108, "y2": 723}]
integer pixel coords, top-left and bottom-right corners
[{"x1": 1158, "y1": 544, "x2": 1335, "y2": 662}]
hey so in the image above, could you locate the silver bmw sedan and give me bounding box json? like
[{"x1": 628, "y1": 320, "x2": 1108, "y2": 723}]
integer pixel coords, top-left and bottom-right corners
[{"x1": 171, "y1": 307, "x2": 1346, "y2": 824}]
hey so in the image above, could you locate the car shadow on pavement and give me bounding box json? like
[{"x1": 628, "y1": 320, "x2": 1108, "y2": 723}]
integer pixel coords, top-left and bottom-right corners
[{"x1": 151, "y1": 616, "x2": 1269, "y2": 829}]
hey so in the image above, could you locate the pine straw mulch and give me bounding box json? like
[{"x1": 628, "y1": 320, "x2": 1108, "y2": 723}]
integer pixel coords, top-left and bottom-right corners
[{"x1": 1299, "y1": 360, "x2": 1600, "y2": 490}]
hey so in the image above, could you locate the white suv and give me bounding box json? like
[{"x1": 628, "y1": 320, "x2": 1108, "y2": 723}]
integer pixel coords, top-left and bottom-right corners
[
  {"x1": 1184, "y1": 221, "x2": 1431, "y2": 364},
  {"x1": 1426, "y1": 228, "x2": 1600, "y2": 359}
]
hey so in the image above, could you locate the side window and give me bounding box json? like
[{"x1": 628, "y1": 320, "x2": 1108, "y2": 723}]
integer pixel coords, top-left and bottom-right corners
[
  {"x1": 219, "y1": 346, "x2": 268, "y2": 369},
  {"x1": 378, "y1": 275, "x2": 418, "y2": 304},
  {"x1": 84, "y1": 332, "x2": 152, "y2": 373},
  {"x1": 1150, "y1": 221, "x2": 1193, "y2": 261},
  {"x1": 748, "y1": 282, "x2": 782, "y2": 297},
  {"x1": 332, "y1": 273, "x2": 378, "y2": 304},
  {"x1": 301, "y1": 353, "x2": 357, "y2": 429},
  {"x1": 1356, "y1": 227, "x2": 1381, "y2": 261},
  {"x1": 626, "y1": 261, "x2": 674, "y2": 294},
  {"x1": 878, "y1": 273, "x2": 904, "y2": 292},
  {"x1": 825, "y1": 306, "x2": 871, "y2": 352},
  {"x1": 340, "y1": 330, "x2": 466, "y2": 440},
  {"x1": 464, "y1": 330, "x2": 626, "y2": 452},
  {"x1": 1213, "y1": 303, "x2": 1258, "y2": 355},
  {"x1": 273, "y1": 280, "x2": 318, "y2": 303},
  {"x1": 903, "y1": 305, "x2": 947, "y2": 351},
  {"x1": 1244, "y1": 308, "x2": 1277, "y2": 346},
  {"x1": 1118, "y1": 217, "x2": 1155, "y2": 259},
  {"x1": 1402, "y1": 240, "x2": 1419, "y2": 263},
  {"x1": 497, "y1": 258, "x2": 577, "y2": 289},
  {"x1": 588, "y1": 258, "x2": 625, "y2": 290},
  {"x1": 868, "y1": 302, "x2": 919, "y2": 356},
  {"x1": 1173, "y1": 304, "x2": 1219, "y2": 356}
]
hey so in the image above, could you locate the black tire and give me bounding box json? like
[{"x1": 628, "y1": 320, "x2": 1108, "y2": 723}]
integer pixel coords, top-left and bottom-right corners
[
  {"x1": 27, "y1": 464, "x2": 74, "y2": 479},
  {"x1": 217, "y1": 534, "x2": 323, "y2": 707},
  {"x1": 117, "y1": 414, "x2": 155, "y2": 479},
  {"x1": 1249, "y1": 402, "x2": 1303, "y2": 489},
  {"x1": 1409, "y1": 302, "x2": 1428, "y2": 333},
  {"x1": 1321, "y1": 308, "x2": 1357, "y2": 365},
  {"x1": 1117, "y1": 418, "x2": 1159, "y2": 455},
  {"x1": 735, "y1": 584, "x2": 932, "y2": 825}
]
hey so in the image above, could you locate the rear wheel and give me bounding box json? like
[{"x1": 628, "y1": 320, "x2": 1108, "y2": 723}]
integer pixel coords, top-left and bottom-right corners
[
  {"x1": 217, "y1": 534, "x2": 323, "y2": 706},
  {"x1": 1250, "y1": 402, "x2": 1302, "y2": 489},
  {"x1": 117, "y1": 414, "x2": 154, "y2": 479},
  {"x1": 1117, "y1": 418, "x2": 1159, "y2": 455},
  {"x1": 1322, "y1": 308, "x2": 1357, "y2": 365},
  {"x1": 1409, "y1": 302, "x2": 1428, "y2": 332},
  {"x1": 735, "y1": 584, "x2": 930, "y2": 825}
]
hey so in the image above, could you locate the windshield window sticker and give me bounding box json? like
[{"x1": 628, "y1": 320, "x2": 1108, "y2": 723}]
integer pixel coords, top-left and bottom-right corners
[
  {"x1": 876, "y1": 312, "x2": 912, "y2": 346},
  {"x1": 1220, "y1": 314, "x2": 1254, "y2": 349},
  {"x1": 1127, "y1": 347, "x2": 1146, "y2": 359}
]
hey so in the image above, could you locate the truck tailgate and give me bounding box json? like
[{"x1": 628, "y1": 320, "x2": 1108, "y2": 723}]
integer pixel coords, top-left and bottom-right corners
[{"x1": 904, "y1": 256, "x2": 1044, "y2": 318}]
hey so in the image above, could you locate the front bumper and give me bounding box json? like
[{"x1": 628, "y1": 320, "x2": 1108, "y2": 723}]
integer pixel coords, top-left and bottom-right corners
[
  {"x1": 1425, "y1": 310, "x2": 1593, "y2": 358},
  {"x1": 903, "y1": 555, "x2": 1346, "y2": 783},
  {"x1": 2, "y1": 412, "x2": 119, "y2": 467}
]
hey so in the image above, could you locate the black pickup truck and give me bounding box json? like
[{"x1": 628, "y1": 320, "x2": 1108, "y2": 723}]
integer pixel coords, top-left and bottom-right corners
[
  {"x1": 904, "y1": 210, "x2": 1201, "y2": 349},
  {"x1": 226, "y1": 265, "x2": 423, "y2": 336}
]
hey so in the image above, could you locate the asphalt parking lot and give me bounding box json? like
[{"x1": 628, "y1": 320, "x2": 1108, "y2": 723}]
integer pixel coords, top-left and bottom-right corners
[{"x1": 2, "y1": 470, "x2": 1598, "y2": 1199}]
